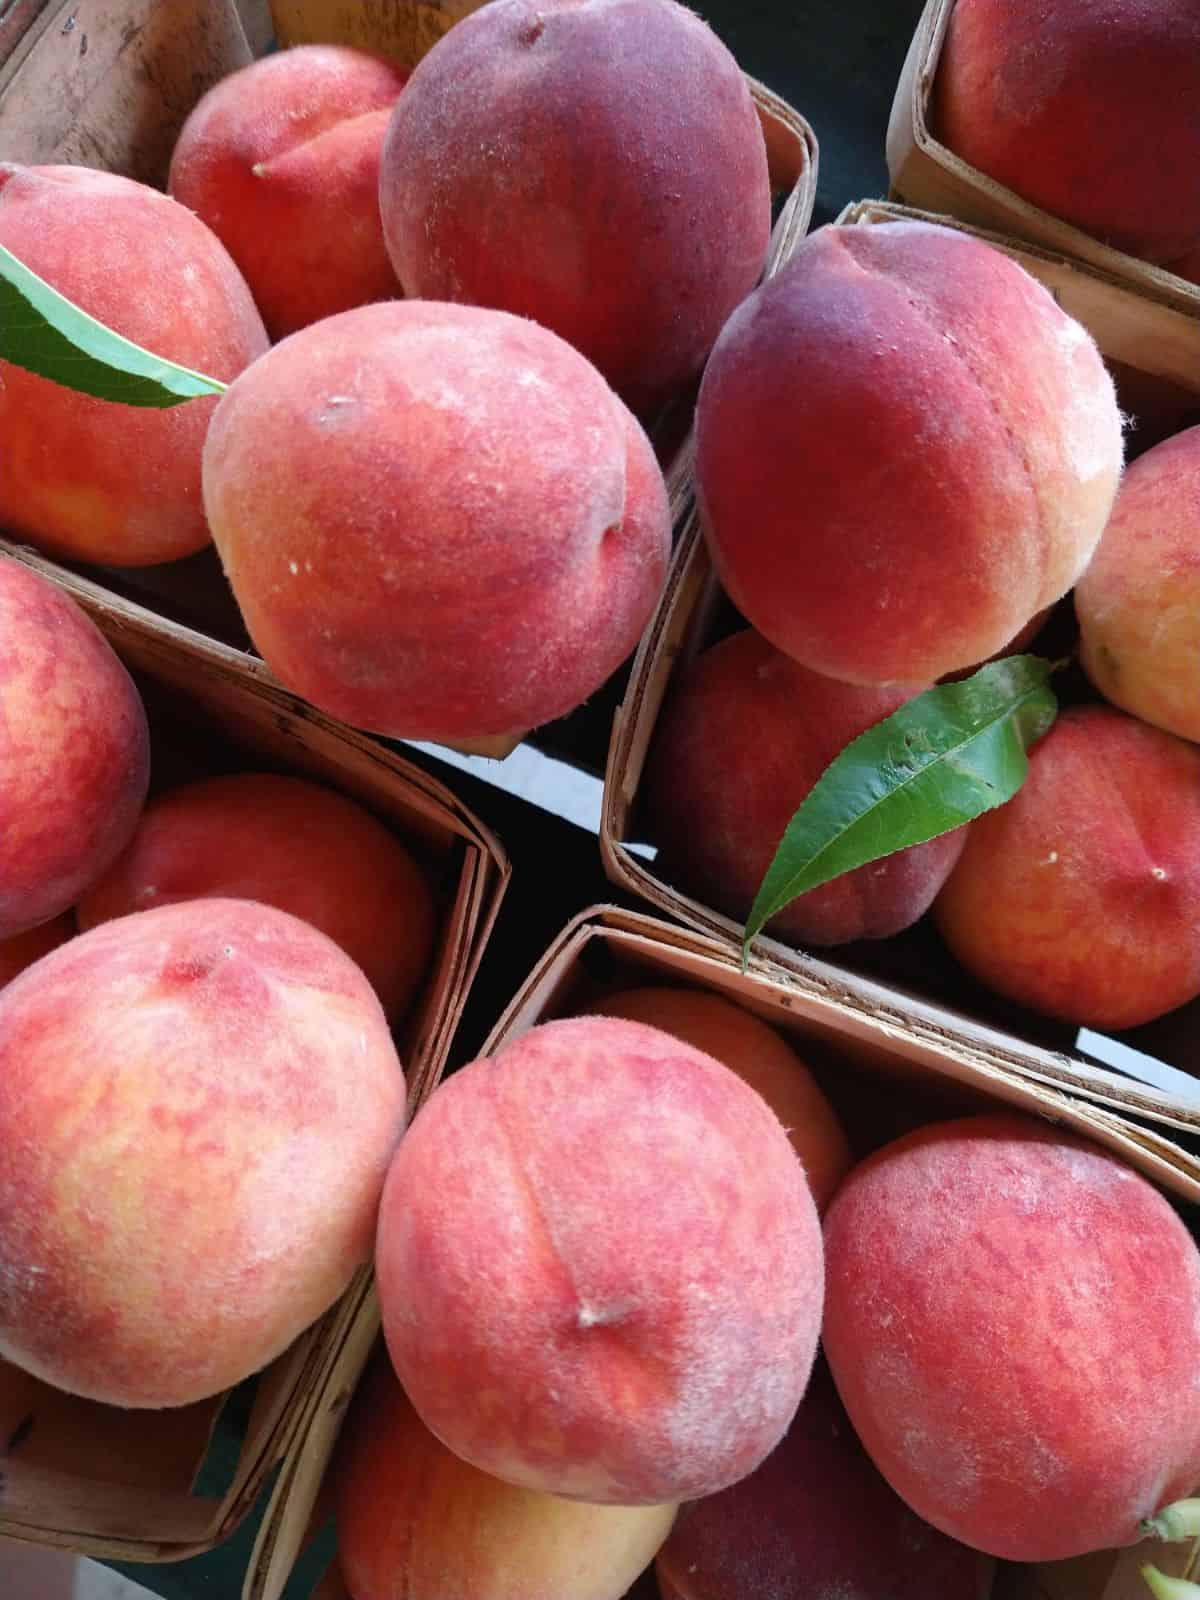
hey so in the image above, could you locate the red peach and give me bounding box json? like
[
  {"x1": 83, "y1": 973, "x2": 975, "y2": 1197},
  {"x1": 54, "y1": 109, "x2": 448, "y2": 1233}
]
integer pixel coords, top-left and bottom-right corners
[
  {"x1": 202, "y1": 300, "x2": 670, "y2": 741},
  {"x1": 0, "y1": 556, "x2": 150, "y2": 939},
  {"x1": 644, "y1": 629, "x2": 967, "y2": 947},
  {"x1": 588, "y1": 986, "x2": 851, "y2": 1210},
  {"x1": 822, "y1": 1113, "x2": 1200, "y2": 1562},
  {"x1": 656, "y1": 1361, "x2": 994, "y2": 1599},
  {"x1": 168, "y1": 45, "x2": 408, "y2": 340},
  {"x1": 378, "y1": 0, "x2": 770, "y2": 416},
  {"x1": 0, "y1": 898, "x2": 406, "y2": 1408},
  {"x1": 0, "y1": 165, "x2": 267, "y2": 566},
  {"x1": 336, "y1": 1348, "x2": 676, "y2": 1600},
  {"x1": 76, "y1": 772, "x2": 436, "y2": 1022},
  {"x1": 934, "y1": 704, "x2": 1200, "y2": 1028},
  {"x1": 0, "y1": 915, "x2": 74, "y2": 988},
  {"x1": 694, "y1": 220, "x2": 1123, "y2": 685},
  {"x1": 1076, "y1": 424, "x2": 1200, "y2": 743},
  {"x1": 936, "y1": 0, "x2": 1200, "y2": 263},
  {"x1": 375, "y1": 1016, "x2": 823, "y2": 1505}
]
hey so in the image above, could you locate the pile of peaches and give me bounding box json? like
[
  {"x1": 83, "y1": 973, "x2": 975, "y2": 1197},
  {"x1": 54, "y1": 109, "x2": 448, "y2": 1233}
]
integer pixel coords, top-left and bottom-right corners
[
  {"x1": 5, "y1": 0, "x2": 1200, "y2": 1035},
  {"x1": 646, "y1": 211, "x2": 1200, "y2": 1037},
  {"x1": 4, "y1": 0, "x2": 1200, "y2": 1595},
  {"x1": 326, "y1": 992, "x2": 1200, "y2": 1599},
  {"x1": 638, "y1": 0, "x2": 1200, "y2": 1039},
  {"x1": 11, "y1": 0, "x2": 1200, "y2": 1036},
  {"x1": 1, "y1": 0, "x2": 773, "y2": 744},
  {"x1": 0, "y1": 551, "x2": 435, "y2": 1410},
  {"x1": 5, "y1": 616, "x2": 1200, "y2": 1600}
]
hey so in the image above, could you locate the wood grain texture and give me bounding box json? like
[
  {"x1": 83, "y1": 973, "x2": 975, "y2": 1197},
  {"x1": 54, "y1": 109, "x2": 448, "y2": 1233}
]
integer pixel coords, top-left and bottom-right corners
[{"x1": 0, "y1": 0, "x2": 251, "y2": 188}]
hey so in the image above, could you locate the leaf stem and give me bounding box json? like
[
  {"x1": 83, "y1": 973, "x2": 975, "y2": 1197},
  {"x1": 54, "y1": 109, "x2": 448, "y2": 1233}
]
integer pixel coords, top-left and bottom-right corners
[
  {"x1": 1145, "y1": 1503, "x2": 1200, "y2": 1542},
  {"x1": 1142, "y1": 1564, "x2": 1200, "y2": 1598}
]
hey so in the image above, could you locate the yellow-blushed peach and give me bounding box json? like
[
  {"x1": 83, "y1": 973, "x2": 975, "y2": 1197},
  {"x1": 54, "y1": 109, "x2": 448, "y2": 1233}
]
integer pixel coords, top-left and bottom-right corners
[{"x1": 0, "y1": 899, "x2": 406, "y2": 1408}]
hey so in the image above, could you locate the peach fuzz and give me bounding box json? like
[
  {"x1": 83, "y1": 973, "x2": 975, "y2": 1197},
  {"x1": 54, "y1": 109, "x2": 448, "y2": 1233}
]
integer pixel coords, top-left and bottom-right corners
[
  {"x1": 0, "y1": 898, "x2": 406, "y2": 1408},
  {"x1": 656, "y1": 1362, "x2": 994, "y2": 1600},
  {"x1": 0, "y1": 557, "x2": 149, "y2": 940},
  {"x1": 935, "y1": 0, "x2": 1200, "y2": 264},
  {"x1": 168, "y1": 45, "x2": 407, "y2": 340},
  {"x1": 375, "y1": 1015, "x2": 823, "y2": 1505},
  {"x1": 694, "y1": 220, "x2": 1123, "y2": 686},
  {"x1": 1076, "y1": 424, "x2": 1200, "y2": 743},
  {"x1": 336, "y1": 1348, "x2": 676, "y2": 1600},
  {"x1": 934, "y1": 704, "x2": 1200, "y2": 1029},
  {"x1": 588, "y1": 987, "x2": 851, "y2": 1210},
  {"x1": 378, "y1": 0, "x2": 770, "y2": 416},
  {"x1": 77, "y1": 771, "x2": 436, "y2": 1022},
  {"x1": 644, "y1": 629, "x2": 967, "y2": 947},
  {"x1": 202, "y1": 300, "x2": 670, "y2": 742},
  {"x1": 0, "y1": 915, "x2": 74, "y2": 988},
  {"x1": 0, "y1": 165, "x2": 267, "y2": 566},
  {"x1": 822, "y1": 1113, "x2": 1200, "y2": 1562}
]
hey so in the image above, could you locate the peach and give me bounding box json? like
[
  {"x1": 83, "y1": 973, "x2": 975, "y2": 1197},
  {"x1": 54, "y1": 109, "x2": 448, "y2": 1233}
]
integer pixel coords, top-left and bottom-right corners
[
  {"x1": 1076, "y1": 424, "x2": 1200, "y2": 743},
  {"x1": 0, "y1": 165, "x2": 267, "y2": 566},
  {"x1": 821, "y1": 1113, "x2": 1200, "y2": 1562},
  {"x1": 0, "y1": 915, "x2": 74, "y2": 988},
  {"x1": 378, "y1": 0, "x2": 770, "y2": 416},
  {"x1": 934, "y1": 704, "x2": 1200, "y2": 1029},
  {"x1": 336, "y1": 1348, "x2": 676, "y2": 1600},
  {"x1": 375, "y1": 1016, "x2": 823, "y2": 1505},
  {"x1": 168, "y1": 45, "x2": 408, "y2": 340},
  {"x1": 644, "y1": 629, "x2": 968, "y2": 947},
  {"x1": 935, "y1": 0, "x2": 1200, "y2": 264},
  {"x1": 76, "y1": 771, "x2": 436, "y2": 1022},
  {"x1": 656, "y1": 1362, "x2": 995, "y2": 1599},
  {"x1": 0, "y1": 557, "x2": 150, "y2": 940},
  {"x1": 694, "y1": 220, "x2": 1123, "y2": 686},
  {"x1": 0, "y1": 898, "x2": 406, "y2": 1408},
  {"x1": 588, "y1": 986, "x2": 851, "y2": 1209},
  {"x1": 202, "y1": 300, "x2": 670, "y2": 741}
]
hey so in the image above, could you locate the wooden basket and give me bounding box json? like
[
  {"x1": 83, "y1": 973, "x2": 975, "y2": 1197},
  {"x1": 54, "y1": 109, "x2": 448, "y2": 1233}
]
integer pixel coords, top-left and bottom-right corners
[
  {"x1": 268, "y1": 0, "x2": 485, "y2": 63},
  {"x1": 886, "y1": 0, "x2": 1200, "y2": 318},
  {"x1": 293, "y1": 905, "x2": 1200, "y2": 1600},
  {"x1": 0, "y1": 0, "x2": 256, "y2": 185},
  {"x1": 0, "y1": 0, "x2": 817, "y2": 764},
  {"x1": 601, "y1": 198, "x2": 1200, "y2": 1140},
  {"x1": 0, "y1": 543, "x2": 510, "y2": 1566}
]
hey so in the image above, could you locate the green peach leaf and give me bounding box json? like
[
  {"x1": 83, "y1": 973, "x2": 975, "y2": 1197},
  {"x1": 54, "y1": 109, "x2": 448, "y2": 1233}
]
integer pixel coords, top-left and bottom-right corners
[
  {"x1": 1143, "y1": 1501, "x2": 1200, "y2": 1543},
  {"x1": 742, "y1": 654, "x2": 1060, "y2": 958},
  {"x1": 0, "y1": 241, "x2": 226, "y2": 407}
]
